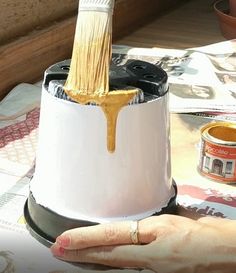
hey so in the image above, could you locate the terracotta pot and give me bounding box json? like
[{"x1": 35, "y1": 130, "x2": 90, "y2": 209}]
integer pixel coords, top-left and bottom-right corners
[
  {"x1": 229, "y1": 0, "x2": 236, "y2": 16},
  {"x1": 214, "y1": 0, "x2": 236, "y2": 39}
]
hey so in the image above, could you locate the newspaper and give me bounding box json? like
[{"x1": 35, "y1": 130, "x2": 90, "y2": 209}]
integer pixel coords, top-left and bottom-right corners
[
  {"x1": 1, "y1": 41, "x2": 236, "y2": 271},
  {"x1": 112, "y1": 39, "x2": 236, "y2": 114}
]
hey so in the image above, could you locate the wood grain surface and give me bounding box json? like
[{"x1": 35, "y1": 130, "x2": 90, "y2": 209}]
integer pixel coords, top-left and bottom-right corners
[
  {"x1": 117, "y1": 0, "x2": 226, "y2": 49},
  {"x1": 0, "y1": 0, "x2": 226, "y2": 99}
]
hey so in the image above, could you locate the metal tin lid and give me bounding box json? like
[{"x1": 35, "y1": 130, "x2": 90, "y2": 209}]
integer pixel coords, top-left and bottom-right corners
[{"x1": 201, "y1": 122, "x2": 236, "y2": 146}]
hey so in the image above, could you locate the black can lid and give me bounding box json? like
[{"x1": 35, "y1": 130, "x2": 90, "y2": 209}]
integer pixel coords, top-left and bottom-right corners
[{"x1": 43, "y1": 57, "x2": 168, "y2": 102}]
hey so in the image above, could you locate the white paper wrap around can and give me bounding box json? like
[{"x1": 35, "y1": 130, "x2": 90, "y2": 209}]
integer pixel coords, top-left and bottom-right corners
[{"x1": 30, "y1": 88, "x2": 173, "y2": 223}]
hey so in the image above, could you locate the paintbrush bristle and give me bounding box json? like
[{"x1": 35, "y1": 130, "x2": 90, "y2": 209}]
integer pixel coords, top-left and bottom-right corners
[{"x1": 64, "y1": 0, "x2": 115, "y2": 103}]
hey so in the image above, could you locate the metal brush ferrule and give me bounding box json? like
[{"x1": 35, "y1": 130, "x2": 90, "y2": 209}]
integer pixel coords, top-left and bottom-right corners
[{"x1": 79, "y1": 0, "x2": 115, "y2": 13}]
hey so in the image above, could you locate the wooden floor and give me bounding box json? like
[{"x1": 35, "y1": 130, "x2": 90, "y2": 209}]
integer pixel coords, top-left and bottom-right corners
[{"x1": 116, "y1": 0, "x2": 226, "y2": 49}]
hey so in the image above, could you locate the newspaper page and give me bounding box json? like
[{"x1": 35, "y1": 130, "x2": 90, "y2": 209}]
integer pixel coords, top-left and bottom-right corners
[{"x1": 112, "y1": 39, "x2": 236, "y2": 114}]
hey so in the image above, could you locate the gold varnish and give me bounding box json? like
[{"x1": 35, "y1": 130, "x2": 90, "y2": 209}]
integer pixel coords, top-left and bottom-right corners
[
  {"x1": 64, "y1": 89, "x2": 138, "y2": 153},
  {"x1": 207, "y1": 124, "x2": 236, "y2": 143},
  {"x1": 63, "y1": 6, "x2": 133, "y2": 153}
]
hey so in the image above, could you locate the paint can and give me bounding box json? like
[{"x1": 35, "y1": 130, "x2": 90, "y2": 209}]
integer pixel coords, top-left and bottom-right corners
[
  {"x1": 24, "y1": 58, "x2": 177, "y2": 244},
  {"x1": 198, "y1": 121, "x2": 236, "y2": 183}
]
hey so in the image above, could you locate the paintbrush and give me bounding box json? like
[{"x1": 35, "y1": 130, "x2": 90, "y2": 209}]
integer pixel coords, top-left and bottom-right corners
[
  {"x1": 64, "y1": 0, "x2": 115, "y2": 104},
  {"x1": 64, "y1": 0, "x2": 138, "y2": 153}
]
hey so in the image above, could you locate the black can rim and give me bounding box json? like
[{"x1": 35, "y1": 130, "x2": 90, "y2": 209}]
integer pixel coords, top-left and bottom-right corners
[{"x1": 24, "y1": 180, "x2": 178, "y2": 247}]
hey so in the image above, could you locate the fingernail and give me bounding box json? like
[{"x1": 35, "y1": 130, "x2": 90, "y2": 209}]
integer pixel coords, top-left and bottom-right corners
[
  {"x1": 51, "y1": 245, "x2": 65, "y2": 257},
  {"x1": 56, "y1": 235, "x2": 70, "y2": 247}
]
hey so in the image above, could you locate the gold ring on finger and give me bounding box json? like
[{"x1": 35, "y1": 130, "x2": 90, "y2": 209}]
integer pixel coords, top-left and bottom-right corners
[{"x1": 130, "y1": 220, "x2": 139, "y2": 244}]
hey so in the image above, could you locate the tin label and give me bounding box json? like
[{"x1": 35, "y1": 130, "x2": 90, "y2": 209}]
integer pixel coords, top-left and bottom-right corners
[{"x1": 199, "y1": 138, "x2": 236, "y2": 183}]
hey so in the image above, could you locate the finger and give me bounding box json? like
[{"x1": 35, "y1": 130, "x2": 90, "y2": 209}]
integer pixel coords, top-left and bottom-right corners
[
  {"x1": 51, "y1": 244, "x2": 147, "y2": 269},
  {"x1": 198, "y1": 216, "x2": 231, "y2": 225},
  {"x1": 54, "y1": 220, "x2": 149, "y2": 250}
]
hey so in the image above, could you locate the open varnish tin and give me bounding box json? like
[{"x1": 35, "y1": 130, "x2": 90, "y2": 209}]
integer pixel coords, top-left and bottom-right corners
[{"x1": 198, "y1": 121, "x2": 236, "y2": 183}]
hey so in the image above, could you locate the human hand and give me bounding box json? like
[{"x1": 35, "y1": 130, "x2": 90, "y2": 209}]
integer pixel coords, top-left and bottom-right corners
[{"x1": 50, "y1": 215, "x2": 236, "y2": 273}]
